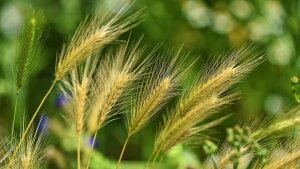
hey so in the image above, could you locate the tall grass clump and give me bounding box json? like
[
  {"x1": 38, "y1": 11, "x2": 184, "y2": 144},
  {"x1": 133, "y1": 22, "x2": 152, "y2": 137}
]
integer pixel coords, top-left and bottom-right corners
[
  {"x1": 86, "y1": 39, "x2": 148, "y2": 135},
  {"x1": 7, "y1": 1, "x2": 300, "y2": 169},
  {"x1": 7, "y1": 2, "x2": 141, "y2": 168},
  {"x1": 116, "y1": 48, "x2": 193, "y2": 169},
  {"x1": 59, "y1": 38, "x2": 149, "y2": 169},
  {"x1": 59, "y1": 56, "x2": 98, "y2": 169},
  {"x1": 149, "y1": 47, "x2": 263, "y2": 167},
  {"x1": 261, "y1": 138, "x2": 300, "y2": 169},
  {"x1": 84, "y1": 39, "x2": 150, "y2": 169}
]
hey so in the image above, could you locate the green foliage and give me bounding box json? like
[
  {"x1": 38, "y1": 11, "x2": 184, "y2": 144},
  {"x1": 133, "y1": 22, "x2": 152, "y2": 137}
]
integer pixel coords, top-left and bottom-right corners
[
  {"x1": 227, "y1": 126, "x2": 267, "y2": 169},
  {"x1": 291, "y1": 76, "x2": 300, "y2": 103},
  {"x1": 203, "y1": 140, "x2": 218, "y2": 155}
]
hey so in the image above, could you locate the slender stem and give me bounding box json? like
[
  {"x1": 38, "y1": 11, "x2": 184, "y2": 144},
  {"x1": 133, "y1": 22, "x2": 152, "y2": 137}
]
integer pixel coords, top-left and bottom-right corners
[
  {"x1": 85, "y1": 131, "x2": 98, "y2": 169},
  {"x1": 150, "y1": 151, "x2": 160, "y2": 169},
  {"x1": 116, "y1": 135, "x2": 131, "y2": 169},
  {"x1": 11, "y1": 92, "x2": 19, "y2": 136},
  {"x1": 78, "y1": 135, "x2": 81, "y2": 169},
  {"x1": 6, "y1": 81, "x2": 56, "y2": 169}
]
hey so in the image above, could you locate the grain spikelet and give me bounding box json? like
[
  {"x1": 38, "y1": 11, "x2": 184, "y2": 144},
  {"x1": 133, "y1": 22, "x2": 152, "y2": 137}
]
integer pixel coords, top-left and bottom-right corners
[
  {"x1": 128, "y1": 77, "x2": 172, "y2": 135},
  {"x1": 264, "y1": 151, "x2": 300, "y2": 169},
  {"x1": 152, "y1": 46, "x2": 263, "y2": 158},
  {"x1": 87, "y1": 39, "x2": 148, "y2": 134},
  {"x1": 15, "y1": 10, "x2": 46, "y2": 92},
  {"x1": 252, "y1": 106, "x2": 300, "y2": 140},
  {"x1": 60, "y1": 56, "x2": 98, "y2": 169},
  {"x1": 262, "y1": 138, "x2": 300, "y2": 169},
  {"x1": 55, "y1": 2, "x2": 142, "y2": 80},
  {"x1": 128, "y1": 48, "x2": 192, "y2": 136},
  {"x1": 60, "y1": 55, "x2": 98, "y2": 137}
]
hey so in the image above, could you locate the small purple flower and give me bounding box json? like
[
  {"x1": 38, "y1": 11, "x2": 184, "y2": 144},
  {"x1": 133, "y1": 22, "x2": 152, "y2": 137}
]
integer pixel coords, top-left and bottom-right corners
[
  {"x1": 55, "y1": 93, "x2": 68, "y2": 108},
  {"x1": 87, "y1": 135, "x2": 98, "y2": 149}
]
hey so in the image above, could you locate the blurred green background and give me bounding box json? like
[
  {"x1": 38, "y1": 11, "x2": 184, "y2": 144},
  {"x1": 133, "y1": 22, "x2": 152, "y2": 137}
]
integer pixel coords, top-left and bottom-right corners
[{"x1": 0, "y1": 0, "x2": 300, "y2": 168}]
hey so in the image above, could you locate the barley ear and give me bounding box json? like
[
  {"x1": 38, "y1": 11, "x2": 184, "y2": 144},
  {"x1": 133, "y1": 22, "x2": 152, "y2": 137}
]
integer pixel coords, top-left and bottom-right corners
[
  {"x1": 116, "y1": 48, "x2": 192, "y2": 169},
  {"x1": 86, "y1": 39, "x2": 148, "y2": 169},
  {"x1": 87, "y1": 38, "x2": 148, "y2": 134},
  {"x1": 55, "y1": 2, "x2": 142, "y2": 81},
  {"x1": 152, "y1": 45, "x2": 263, "y2": 161},
  {"x1": 60, "y1": 56, "x2": 98, "y2": 169},
  {"x1": 262, "y1": 138, "x2": 300, "y2": 169},
  {"x1": 127, "y1": 47, "x2": 193, "y2": 136},
  {"x1": 252, "y1": 106, "x2": 300, "y2": 140}
]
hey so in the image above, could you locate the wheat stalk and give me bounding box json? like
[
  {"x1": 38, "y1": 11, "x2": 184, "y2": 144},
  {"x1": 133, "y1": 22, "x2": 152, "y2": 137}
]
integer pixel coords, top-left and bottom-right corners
[
  {"x1": 85, "y1": 39, "x2": 149, "y2": 169},
  {"x1": 263, "y1": 151, "x2": 300, "y2": 169},
  {"x1": 116, "y1": 48, "x2": 193, "y2": 169},
  {"x1": 128, "y1": 77, "x2": 172, "y2": 135},
  {"x1": 87, "y1": 39, "x2": 148, "y2": 134},
  {"x1": 252, "y1": 106, "x2": 300, "y2": 140},
  {"x1": 150, "y1": 46, "x2": 263, "y2": 166},
  {"x1": 261, "y1": 138, "x2": 300, "y2": 169},
  {"x1": 55, "y1": 2, "x2": 142, "y2": 81},
  {"x1": 128, "y1": 48, "x2": 192, "y2": 136},
  {"x1": 7, "y1": 3, "x2": 140, "y2": 168},
  {"x1": 60, "y1": 56, "x2": 98, "y2": 169}
]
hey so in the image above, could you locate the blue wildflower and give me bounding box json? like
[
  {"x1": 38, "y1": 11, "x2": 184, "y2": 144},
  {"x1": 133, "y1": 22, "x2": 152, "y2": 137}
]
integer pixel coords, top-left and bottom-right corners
[
  {"x1": 87, "y1": 135, "x2": 98, "y2": 149},
  {"x1": 55, "y1": 93, "x2": 68, "y2": 108}
]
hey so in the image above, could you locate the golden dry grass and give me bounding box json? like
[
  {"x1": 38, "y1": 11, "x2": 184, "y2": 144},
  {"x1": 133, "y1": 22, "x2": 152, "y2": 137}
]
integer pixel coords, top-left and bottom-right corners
[
  {"x1": 152, "y1": 46, "x2": 263, "y2": 161},
  {"x1": 55, "y1": 2, "x2": 142, "y2": 81}
]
